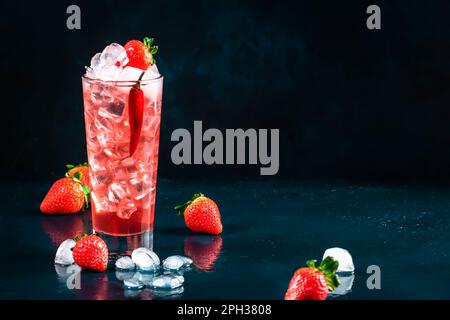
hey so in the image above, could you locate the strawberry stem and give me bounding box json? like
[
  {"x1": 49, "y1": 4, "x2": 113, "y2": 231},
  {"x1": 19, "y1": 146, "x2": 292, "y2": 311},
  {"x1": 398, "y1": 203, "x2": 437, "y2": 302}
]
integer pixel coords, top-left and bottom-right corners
[
  {"x1": 65, "y1": 171, "x2": 91, "y2": 209},
  {"x1": 317, "y1": 256, "x2": 340, "y2": 291},
  {"x1": 305, "y1": 257, "x2": 340, "y2": 291},
  {"x1": 143, "y1": 37, "x2": 158, "y2": 65},
  {"x1": 174, "y1": 193, "x2": 204, "y2": 216}
]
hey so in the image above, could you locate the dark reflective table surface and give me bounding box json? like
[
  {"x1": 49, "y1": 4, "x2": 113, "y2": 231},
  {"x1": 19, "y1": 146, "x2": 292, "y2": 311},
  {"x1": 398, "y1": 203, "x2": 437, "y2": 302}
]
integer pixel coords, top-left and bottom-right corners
[{"x1": 1, "y1": 179, "x2": 450, "y2": 299}]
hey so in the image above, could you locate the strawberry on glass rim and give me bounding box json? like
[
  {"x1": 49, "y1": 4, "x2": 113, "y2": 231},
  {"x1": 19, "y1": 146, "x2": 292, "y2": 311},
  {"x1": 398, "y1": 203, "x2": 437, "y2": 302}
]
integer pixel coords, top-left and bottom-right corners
[{"x1": 124, "y1": 37, "x2": 158, "y2": 71}]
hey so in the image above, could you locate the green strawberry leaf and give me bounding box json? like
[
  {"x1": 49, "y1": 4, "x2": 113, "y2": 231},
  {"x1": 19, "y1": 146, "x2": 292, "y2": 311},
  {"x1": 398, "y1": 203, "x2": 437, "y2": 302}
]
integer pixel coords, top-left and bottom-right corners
[
  {"x1": 174, "y1": 193, "x2": 205, "y2": 216},
  {"x1": 143, "y1": 36, "x2": 158, "y2": 65},
  {"x1": 143, "y1": 37, "x2": 154, "y2": 48},
  {"x1": 72, "y1": 171, "x2": 82, "y2": 184},
  {"x1": 318, "y1": 256, "x2": 340, "y2": 291},
  {"x1": 82, "y1": 185, "x2": 91, "y2": 209}
]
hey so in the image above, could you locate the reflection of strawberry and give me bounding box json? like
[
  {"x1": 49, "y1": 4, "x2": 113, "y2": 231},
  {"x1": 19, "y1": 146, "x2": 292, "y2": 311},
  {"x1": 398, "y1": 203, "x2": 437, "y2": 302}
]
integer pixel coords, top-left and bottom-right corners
[
  {"x1": 74, "y1": 273, "x2": 111, "y2": 300},
  {"x1": 72, "y1": 234, "x2": 109, "y2": 272},
  {"x1": 175, "y1": 193, "x2": 223, "y2": 235},
  {"x1": 40, "y1": 176, "x2": 90, "y2": 214},
  {"x1": 184, "y1": 235, "x2": 222, "y2": 271},
  {"x1": 41, "y1": 215, "x2": 86, "y2": 246},
  {"x1": 284, "y1": 257, "x2": 339, "y2": 300},
  {"x1": 66, "y1": 163, "x2": 90, "y2": 188}
]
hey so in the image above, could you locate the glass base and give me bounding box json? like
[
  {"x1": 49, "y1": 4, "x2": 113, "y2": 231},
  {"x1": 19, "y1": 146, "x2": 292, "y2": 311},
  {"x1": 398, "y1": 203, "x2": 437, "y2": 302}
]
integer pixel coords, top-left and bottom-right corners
[{"x1": 95, "y1": 230, "x2": 153, "y2": 259}]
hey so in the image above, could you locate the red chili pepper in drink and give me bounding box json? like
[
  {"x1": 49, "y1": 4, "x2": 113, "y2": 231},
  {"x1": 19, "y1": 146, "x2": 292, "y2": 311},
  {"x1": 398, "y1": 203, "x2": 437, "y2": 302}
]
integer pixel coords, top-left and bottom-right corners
[
  {"x1": 125, "y1": 37, "x2": 158, "y2": 157},
  {"x1": 128, "y1": 83, "x2": 144, "y2": 156}
]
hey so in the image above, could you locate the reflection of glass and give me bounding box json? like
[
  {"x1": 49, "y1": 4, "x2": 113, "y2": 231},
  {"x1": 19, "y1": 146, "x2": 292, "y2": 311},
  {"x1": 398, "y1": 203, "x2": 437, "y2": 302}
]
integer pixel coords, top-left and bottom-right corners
[
  {"x1": 184, "y1": 236, "x2": 223, "y2": 271},
  {"x1": 103, "y1": 230, "x2": 153, "y2": 257},
  {"x1": 81, "y1": 76, "x2": 163, "y2": 236}
]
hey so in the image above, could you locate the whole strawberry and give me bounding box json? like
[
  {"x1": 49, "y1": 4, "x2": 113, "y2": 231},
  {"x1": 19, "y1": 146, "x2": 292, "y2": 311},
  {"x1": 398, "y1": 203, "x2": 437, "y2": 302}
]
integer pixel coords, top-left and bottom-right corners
[
  {"x1": 66, "y1": 162, "x2": 90, "y2": 188},
  {"x1": 124, "y1": 37, "x2": 158, "y2": 70},
  {"x1": 175, "y1": 193, "x2": 223, "y2": 235},
  {"x1": 285, "y1": 257, "x2": 339, "y2": 300},
  {"x1": 40, "y1": 174, "x2": 90, "y2": 214},
  {"x1": 72, "y1": 234, "x2": 109, "y2": 272}
]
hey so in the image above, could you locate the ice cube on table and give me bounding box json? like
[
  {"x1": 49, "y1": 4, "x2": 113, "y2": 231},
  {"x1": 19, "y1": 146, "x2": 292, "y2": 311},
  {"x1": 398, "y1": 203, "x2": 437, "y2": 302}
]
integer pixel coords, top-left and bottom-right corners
[
  {"x1": 322, "y1": 247, "x2": 354, "y2": 273},
  {"x1": 123, "y1": 279, "x2": 144, "y2": 290},
  {"x1": 115, "y1": 256, "x2": 135, "y2": 270},
  {"x1": 54, "y1": 239, "x2": 76, "y2": 265},
  {"x1": 55, "y1": 264, "x2": 82, "y2": 281},
  {"x1": 149, "y1": 274, "x2": 184, "y2": 290},
  {"x1": 163, "y1": 255, "x2": 193, "y2": 271},
  {"x1": 131, "y1": 248, "x2": 160, "y2": 271},
  {"x1": 153, "y1": 287, "x2": 185, "y2": 298},
  {"x1": 115, "y1": 270, "x2": 135, "y2": 281},
  {"x1": 330, "y1": 274, "x2": 354, "y2": 297},
  {"x1": 132, "y1": 272, "x2": 155, "y2": 286}
]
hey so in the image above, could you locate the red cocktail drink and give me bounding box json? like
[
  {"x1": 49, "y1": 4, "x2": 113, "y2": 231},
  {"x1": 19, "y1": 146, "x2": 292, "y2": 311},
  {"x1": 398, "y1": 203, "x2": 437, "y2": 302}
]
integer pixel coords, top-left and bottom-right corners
[{"x1": 82, "y1": 75, "x2": 163, "y2": 236}]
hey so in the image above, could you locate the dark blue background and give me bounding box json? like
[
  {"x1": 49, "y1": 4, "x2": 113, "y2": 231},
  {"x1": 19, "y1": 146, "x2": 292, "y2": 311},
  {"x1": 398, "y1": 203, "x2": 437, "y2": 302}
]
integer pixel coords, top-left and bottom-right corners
[
  {"x1": 2, "y1": 0, "x2": 450, "y2": 182},
  {"x1": 1, "y1": 0, "x2": 450, "y2": 301}
]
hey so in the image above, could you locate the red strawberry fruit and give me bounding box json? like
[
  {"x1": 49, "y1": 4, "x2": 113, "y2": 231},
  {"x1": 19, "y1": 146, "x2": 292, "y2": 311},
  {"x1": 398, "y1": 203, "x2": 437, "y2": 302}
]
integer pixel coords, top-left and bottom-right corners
[
  {"x1": 124, "y1": 37, "x2": 158, "y2": 71},
  {"x1": 175, "y1": 193, "x2": 223, "y2": 235},
  {"x1": 72, "y1": 234, "x2": 109, "y2": 272},
  {"x1": 284, "y1": 257, "x2": 339, "y2": 300},
  {"x1": 66, "y1": 162, "x2": 90, "y2": 187},
  {"x1": 40, "y1": 174, "x2": 90, "y2": 214}
]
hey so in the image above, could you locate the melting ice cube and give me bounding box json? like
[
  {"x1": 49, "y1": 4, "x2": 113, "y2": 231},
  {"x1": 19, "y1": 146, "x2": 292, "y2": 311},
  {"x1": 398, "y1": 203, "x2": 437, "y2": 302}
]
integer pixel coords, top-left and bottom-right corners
[
  {"x1": 153, "y1": 286, "x2": 185, "y2": 298},
  {"x1": 149, "y1": 274, "x2": 184, "y2": 290},
  {"x1": 322, "y1": 247, "x2": 354, "y2": 273},
  {"x1": 162, "y1": 255, "x2": 193, "y2": 271},
  {"x1": 123, "y1": 279, "x2": 144, "y2": 290},
  {"x1": 330, "y1": 274, "x2": 355, "y2": 297},
  {"x1": 115, "y1": 270, "x2": 135, "y2": 281},
  {"x1": 132, "y1": 272, "x2": 156, "y2": 286},
  {"x1": 131, "y1": 247, "x2": 160, "y2": 271},
  {"x1": 54, "y1": 239, "x2": 76, "y2": 265},
  {"x1": 115, "y1": 256, "x2": 135, "y2": 270}
]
